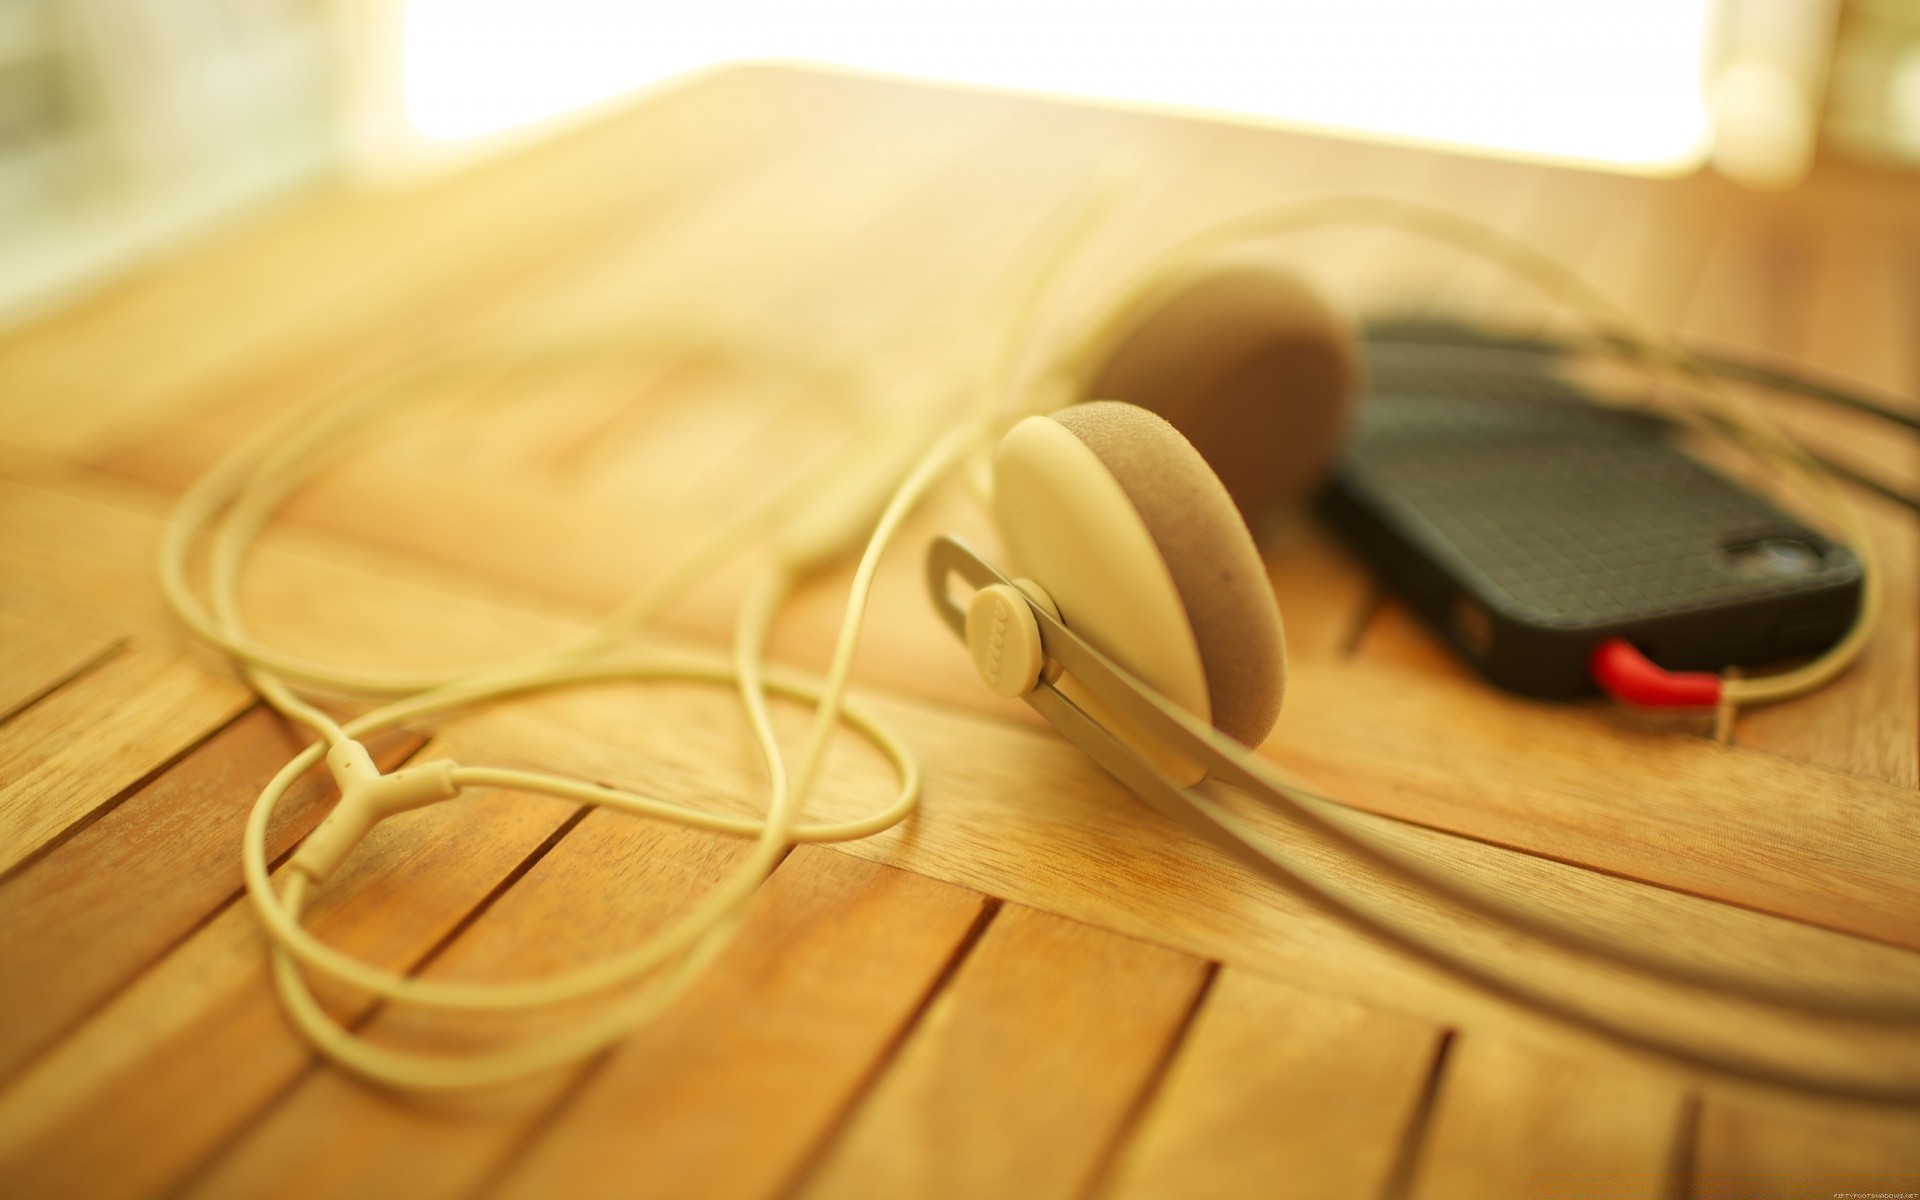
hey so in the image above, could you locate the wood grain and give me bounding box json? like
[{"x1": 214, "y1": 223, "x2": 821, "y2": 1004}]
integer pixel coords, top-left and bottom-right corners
[
  {"x1": 0, "y1": 706, "x2": 422, "y2": 1081},
  {"x1": 1406, "y1": 1035, "x2": 1688, "y2": 1200},
  {"x1": 1103, "y1": 968, "x2": 1440, "y2": 1200},
  {"x1": 798, "y1": 904, "x2": 1210, "y2": 1200},
  {"x1": 0, "y1": 609, "x2": 121, "y2": 725},
  {"x1": 0, "y1": 68, "x2": 894, "y2": 460},
  {"x1": 0, "y1": 646, "x2": 251, "y2": 879},
  {"x1": 95, "y1": 74, "x2": 1038, "y2": 501},
  {"x1": 0, "y1": 745, "x2": 577, "y2": 1200},
  {"x1": 488, "y1": 848, "x2": 986, "y2": 1200},
  {"x1": 178, "y1": 816, "x2": 759, "y2": 1200},
  {"x1": 1263, "y1": 657, "x2": 1920, "y2": 950},
  {"x1": 1696, "y1": 1090, "x2": 1920, "y2": 1181}
]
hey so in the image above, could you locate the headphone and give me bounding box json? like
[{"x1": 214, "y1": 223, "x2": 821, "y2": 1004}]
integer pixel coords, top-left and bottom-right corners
[{"x1": 165, "y1": 193, "x2": 1916, "y2": 1098}]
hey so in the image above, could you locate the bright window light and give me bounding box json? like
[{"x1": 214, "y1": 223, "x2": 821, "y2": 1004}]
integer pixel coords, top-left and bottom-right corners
[{"x1": 403, "y1": 0, "x2": 1715, "y2": 171}]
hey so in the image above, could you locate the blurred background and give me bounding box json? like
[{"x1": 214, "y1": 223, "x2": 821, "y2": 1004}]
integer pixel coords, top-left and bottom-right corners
[{"x1": 2, "y1": 0, "x2": 1918, "y2": 327}]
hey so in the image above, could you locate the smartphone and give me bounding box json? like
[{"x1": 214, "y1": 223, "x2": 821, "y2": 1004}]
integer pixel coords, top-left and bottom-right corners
[{"x1": 1317, "y1": 324, "x2": 1864, "y2": 699}]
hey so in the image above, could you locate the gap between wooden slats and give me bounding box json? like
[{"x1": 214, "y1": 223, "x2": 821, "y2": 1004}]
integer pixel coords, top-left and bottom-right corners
[
  {"x1": 0, "y1": 646, "x2": 252, "y2": 881},
  {"x1": 1400, "y1": 1034, "x2": 1690, "y2": 1199},
  {"x1": 0, "y1": 734, "x2": 582, "y2": 1200},
  {"x1": 471, "y1": 851, "x2": 986, "y2": 1200},
  {"x1": 0, "y1": 708, "x2": 424, "y2": 1083},
  {"x1": 1096, "y1": 967, "x2": 1440, "y2": 1200},
  {"x1": 9, "y1": 463, "x2": 1920, "y2": 1082},
  {"x1": 0, "y1": 610, "x2": 124, "y2": 726},
  {"x1": 789, "y1": 903, "x2": 1210, "y2": 1200}
]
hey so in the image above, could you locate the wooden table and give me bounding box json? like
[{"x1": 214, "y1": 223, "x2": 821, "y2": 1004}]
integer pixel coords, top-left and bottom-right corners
[{"x1": 1, "y1": 66, "x2": 1918, "y2": 1199}]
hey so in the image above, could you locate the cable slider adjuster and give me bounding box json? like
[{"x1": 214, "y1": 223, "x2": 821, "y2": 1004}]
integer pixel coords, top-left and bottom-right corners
[{"x1": 289, "y1": 740, "x2": 462, "y2": 883}]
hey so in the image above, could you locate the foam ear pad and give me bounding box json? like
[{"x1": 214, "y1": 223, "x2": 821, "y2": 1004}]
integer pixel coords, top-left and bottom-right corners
[
  {"x1": 1049, "y1": 402, "x2": 1285, "y2": 746},
  {"x1": 1085, "y1": 264, "x2": 1363, "y2": 534}
]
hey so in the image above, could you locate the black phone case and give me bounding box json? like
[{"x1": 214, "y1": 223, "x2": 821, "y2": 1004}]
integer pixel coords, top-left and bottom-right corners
[{"x1": 1318, "y1": 335, "x2": 1863, "y2": 699}]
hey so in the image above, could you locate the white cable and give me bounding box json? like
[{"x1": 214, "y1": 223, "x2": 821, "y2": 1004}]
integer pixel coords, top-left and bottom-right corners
[{"x1": 165, "y1": 326, "x2": 969, "y2": 1088}]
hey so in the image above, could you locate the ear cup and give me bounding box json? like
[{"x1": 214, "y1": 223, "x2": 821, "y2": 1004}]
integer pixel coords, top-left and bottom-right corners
[
  {"x1": 1084, "y1": 264, "x2": 1363, "y2": 534},
  {"x1": 993, "y1": 412, "x2": 1217, "y2": 782},
  {"x1": 1048, "y1": 402, "x2": 1286, "y2": 747}
]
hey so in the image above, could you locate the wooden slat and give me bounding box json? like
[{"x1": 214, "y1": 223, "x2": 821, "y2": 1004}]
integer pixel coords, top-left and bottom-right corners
[
  {"x1": 286, "y1": 695, "x2": 1920, "y2": 1103},
  {"x1": 796, "y1": 904, "x2": 1209, "y2": 1200},
  {"x1": 0, "y1": 470, "x2": 255, "y2": 893},
  {"x1": 0, "y1": 609, "x2": 121, "y2": 724},
  {"x1": 1406, "y1": 1035, "x2": 1688, "y2": 1199},
  {"x1": 0, "y1": 748, "x2": 576, "y2": 1200},
  {"x1": 487, "y1": 848, "x2": 985, "y2": 1200},
  {"x1": 0, "y1": 709, "x2": 421, "y2": 1081},
  {"x1": 0, "y1": 646, "x2": 251, "y2": 879},
  {"x1": 176, "y1": 816, "x2": 756, "y2": 1200},
  {"x1": 1695, "y1": 1091, "x2": 1920, "y2": 1182},
  {"x1": 1103, "y1": 968, "x2": 1439, "y2": 1200},
  {"x1": 0, "y1": 467, "x2": 652, "y2": 683},
  {"x1": 96, "y1": 72, "x2": 1035, "y2": 501},
  {"x1": 1266, "y1": 656, "x2": 1920, "y2": 949},
  {"x1": 0, "y1": 68, "x2": 900, "y2": 460}
]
